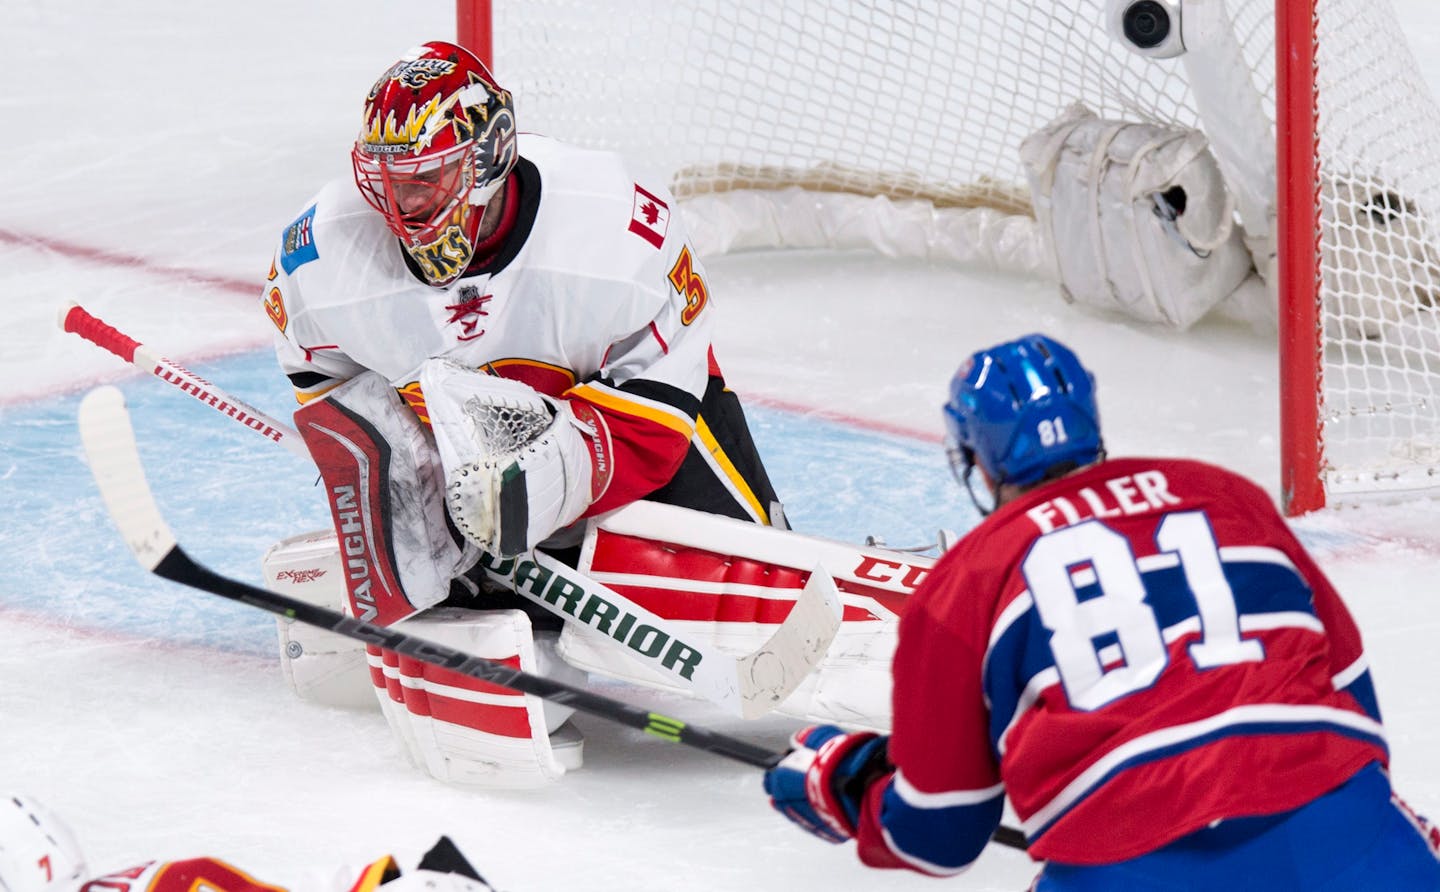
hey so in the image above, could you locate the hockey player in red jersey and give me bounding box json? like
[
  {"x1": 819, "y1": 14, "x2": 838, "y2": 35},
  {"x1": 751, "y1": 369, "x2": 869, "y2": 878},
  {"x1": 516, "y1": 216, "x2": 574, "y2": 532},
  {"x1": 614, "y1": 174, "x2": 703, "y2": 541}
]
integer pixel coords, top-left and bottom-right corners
[
  {"x1": 764, "y1": 333, "x2": 1440, "y2": 888},
  {"x1": 259, "y1": 41, "x2": 784, "y2": 784}
]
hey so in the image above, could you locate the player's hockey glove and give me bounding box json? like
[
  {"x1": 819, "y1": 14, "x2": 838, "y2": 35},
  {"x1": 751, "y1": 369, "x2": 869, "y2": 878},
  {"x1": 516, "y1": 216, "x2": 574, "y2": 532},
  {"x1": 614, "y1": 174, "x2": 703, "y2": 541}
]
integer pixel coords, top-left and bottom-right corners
[{"x1": 763, "y1": 724, "x2": 890, "y2": 843}]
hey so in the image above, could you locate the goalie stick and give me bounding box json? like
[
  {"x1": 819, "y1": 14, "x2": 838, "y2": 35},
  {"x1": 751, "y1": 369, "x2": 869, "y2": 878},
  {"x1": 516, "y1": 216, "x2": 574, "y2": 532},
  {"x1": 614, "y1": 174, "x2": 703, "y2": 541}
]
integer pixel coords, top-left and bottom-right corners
[
  {"x1": 76, "y1": 385, "x2": 1029, "y2": 853},
  {"x1": 76, "y1": 384, "x2": 785, "y2": 765},
  {"x1": 58, "y1": 302, "x2": 309, "y2": 459},
  {"x1": 60, "y1": 307, "x2": 840, "y2": 718}
]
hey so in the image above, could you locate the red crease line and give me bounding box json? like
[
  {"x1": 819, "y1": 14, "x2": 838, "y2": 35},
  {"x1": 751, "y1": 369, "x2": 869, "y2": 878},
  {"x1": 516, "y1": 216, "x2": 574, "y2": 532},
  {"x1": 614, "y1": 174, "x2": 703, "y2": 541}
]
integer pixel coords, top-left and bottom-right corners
[{"x1": 0, "y1": 227, "x2": 258, "y2": 297}]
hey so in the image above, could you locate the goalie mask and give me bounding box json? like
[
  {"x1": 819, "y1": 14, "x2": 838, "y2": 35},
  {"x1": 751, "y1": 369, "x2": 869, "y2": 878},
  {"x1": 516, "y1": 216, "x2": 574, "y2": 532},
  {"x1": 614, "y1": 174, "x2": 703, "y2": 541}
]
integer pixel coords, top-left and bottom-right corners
[
  {"x1": 352, "y1": 41, "x2": 518, "y2": 286},
  {"x1": 943, "y1": 334, "x2": 1104, "y2": 507}
]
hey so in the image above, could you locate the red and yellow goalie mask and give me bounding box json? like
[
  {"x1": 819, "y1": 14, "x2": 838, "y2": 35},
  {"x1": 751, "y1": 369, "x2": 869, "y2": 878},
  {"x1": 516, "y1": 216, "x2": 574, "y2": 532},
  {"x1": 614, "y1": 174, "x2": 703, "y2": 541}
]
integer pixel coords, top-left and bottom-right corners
[{"x1": 351, "y1": 41, "x2": 518, "y2": 286}]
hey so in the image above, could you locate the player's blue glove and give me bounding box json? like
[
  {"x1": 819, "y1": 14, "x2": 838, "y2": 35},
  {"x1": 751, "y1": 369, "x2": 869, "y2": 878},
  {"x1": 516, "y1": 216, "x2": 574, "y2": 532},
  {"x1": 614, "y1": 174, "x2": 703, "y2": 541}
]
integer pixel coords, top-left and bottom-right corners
[{"x1": 763, "y1": 725, "x2": 890, "y2": 844}]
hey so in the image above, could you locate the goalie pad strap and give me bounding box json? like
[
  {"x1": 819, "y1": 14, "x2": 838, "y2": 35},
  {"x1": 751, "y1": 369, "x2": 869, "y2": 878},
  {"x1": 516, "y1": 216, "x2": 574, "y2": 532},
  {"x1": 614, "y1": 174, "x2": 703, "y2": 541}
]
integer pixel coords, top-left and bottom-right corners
[{"x1": 497, "y1": 461, "x2": 530, "y2": 558}]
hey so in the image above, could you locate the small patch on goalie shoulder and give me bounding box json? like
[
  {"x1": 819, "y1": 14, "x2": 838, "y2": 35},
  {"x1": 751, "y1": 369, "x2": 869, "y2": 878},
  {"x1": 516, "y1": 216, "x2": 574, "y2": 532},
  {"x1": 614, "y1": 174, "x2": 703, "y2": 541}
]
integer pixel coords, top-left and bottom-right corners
[
  {"x1": 280, "y1": 204, "x2": 320, "y2": 273},
  {"x1": 628, "y1": 184, "x2": 670, "y2": 248}
]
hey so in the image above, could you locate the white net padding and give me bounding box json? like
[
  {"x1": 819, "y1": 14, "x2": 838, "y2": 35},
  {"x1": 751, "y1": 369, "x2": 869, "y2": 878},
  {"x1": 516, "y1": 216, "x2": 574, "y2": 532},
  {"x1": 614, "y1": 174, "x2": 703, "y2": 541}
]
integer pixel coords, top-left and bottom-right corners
[{"x1": 488, "y1": 0, "x2": 1440, "y2": 506}]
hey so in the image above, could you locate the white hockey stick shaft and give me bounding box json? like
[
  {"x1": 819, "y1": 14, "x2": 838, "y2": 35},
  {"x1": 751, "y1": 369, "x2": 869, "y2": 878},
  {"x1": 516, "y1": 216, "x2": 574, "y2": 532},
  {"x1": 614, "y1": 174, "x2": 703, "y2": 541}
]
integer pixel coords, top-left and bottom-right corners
[{"x1": 59, "y1": 302, "x2": 310, "y2": 460}]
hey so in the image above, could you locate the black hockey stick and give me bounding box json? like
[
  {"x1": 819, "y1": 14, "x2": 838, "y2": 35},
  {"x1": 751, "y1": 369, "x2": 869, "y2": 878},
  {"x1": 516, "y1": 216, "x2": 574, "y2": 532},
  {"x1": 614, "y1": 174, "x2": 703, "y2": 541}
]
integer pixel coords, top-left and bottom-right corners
[
  {"x1": 78, "y1": 385, "x2": 780, "y2": 766},
  {"x1": 59, "y1": 305, "x2": 844, "y2": 720},
  {"x1": 77, "y1": 385, "x2": 1029, "y2": 853}
]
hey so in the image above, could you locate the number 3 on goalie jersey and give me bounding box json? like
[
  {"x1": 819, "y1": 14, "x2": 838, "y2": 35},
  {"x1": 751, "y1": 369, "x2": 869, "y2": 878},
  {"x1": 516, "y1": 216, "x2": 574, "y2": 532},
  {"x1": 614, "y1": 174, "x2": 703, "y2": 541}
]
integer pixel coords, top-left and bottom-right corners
[
  {"x1": 667, "y1": 246, "x2": 709, "y2": 325},
  {"x1": 1022, "y1": 511, "x2": 1265, "y2": 711}
]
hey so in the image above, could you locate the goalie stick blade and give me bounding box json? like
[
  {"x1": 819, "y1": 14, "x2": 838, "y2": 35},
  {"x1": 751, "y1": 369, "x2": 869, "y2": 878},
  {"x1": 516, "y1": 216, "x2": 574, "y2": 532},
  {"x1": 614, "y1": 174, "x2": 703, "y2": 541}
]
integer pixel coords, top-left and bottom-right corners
[
  {"x1": 733, "y1": 565, "x2": 843, "y2": 720},
  {"x1": 78, "y1": 386, "x2": 179, "y2": 571}
]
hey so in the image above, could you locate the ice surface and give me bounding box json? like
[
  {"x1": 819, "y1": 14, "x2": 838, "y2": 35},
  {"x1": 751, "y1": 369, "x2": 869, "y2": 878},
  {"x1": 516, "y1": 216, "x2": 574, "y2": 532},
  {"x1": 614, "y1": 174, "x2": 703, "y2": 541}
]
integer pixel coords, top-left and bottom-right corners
[{"x1": 3, "y1": 3, "x2": 1440, "y2": 889}]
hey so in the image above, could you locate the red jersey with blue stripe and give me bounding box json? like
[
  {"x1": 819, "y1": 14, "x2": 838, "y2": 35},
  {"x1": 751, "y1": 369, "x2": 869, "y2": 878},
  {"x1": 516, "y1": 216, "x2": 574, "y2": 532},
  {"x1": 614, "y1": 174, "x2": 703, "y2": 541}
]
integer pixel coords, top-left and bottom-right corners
[{"x1": 854, "y1": 457, "x2": 1387, "y2": 873}]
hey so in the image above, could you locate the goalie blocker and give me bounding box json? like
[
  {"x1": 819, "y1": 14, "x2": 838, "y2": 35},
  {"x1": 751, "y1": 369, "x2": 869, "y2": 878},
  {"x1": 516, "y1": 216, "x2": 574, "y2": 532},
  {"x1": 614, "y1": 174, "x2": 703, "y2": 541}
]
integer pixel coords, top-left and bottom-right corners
[{"x1": 293, "y1": 370, "x2": 478, "y2": 627}]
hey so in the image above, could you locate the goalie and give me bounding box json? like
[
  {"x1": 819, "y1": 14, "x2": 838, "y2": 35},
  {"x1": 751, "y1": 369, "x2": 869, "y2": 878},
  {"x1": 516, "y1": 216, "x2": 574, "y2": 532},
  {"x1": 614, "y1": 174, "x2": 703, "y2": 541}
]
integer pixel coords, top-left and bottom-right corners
[{"x1": 261, "y1": 41, "x2": 782, "y2": 787}]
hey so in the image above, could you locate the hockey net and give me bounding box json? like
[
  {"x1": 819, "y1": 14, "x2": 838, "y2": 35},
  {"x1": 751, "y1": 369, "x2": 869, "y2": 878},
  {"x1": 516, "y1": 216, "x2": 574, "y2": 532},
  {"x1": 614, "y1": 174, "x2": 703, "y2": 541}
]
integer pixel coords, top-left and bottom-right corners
[{"x1": 466, "y1": 0, "x2": 1440, "y2": 513}]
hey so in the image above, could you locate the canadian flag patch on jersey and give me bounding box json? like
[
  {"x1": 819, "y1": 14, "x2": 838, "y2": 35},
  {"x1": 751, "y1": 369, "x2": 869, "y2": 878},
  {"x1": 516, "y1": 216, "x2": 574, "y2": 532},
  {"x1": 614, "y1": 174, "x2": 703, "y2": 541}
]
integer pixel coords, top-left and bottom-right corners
[{"x1": 629, "y1": 184, "x2": 670, "y2": 248}]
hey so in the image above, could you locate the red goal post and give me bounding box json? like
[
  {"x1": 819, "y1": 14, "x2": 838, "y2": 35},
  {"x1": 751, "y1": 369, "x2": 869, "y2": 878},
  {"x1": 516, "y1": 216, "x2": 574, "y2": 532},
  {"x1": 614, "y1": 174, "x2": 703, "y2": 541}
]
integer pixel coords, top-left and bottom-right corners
[
  {"x1": 457, "y1": 0, "x2": 1440, "y2": 516},
  {"x1": 1275, "y1": 1, "x2": 1324, "y2": 515}
]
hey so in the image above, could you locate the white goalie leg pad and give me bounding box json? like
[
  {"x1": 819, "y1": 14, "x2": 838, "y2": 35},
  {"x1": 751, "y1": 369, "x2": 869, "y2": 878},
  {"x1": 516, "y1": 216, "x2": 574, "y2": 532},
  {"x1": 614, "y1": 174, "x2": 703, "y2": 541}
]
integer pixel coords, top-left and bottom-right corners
[
  {"x1": 552, "y1": 500, "x2": 918, "y2": 731},
  {"x1": 557, "y1": 617, "x2": 896, "y2": 731},
  {"x1": 419, "y1": 359, "x2": 607, "y2": 558},
  {"x1": 1020, "y1": 102, "x2": 1254, "y2": 330},
  {"x1": 366, "y1": 608, "x2": 586, "y2": 788},
  {"x1": 262, "y1": 529, "x2": 379, "y2": 711}
]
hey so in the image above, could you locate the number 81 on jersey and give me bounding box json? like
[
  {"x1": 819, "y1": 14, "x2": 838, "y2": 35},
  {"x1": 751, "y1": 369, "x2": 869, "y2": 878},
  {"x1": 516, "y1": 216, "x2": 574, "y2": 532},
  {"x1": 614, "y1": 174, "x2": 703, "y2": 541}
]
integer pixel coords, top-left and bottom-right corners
[{"x1": 1023, "y1": 511, "x2": 1265, "y2": 711}]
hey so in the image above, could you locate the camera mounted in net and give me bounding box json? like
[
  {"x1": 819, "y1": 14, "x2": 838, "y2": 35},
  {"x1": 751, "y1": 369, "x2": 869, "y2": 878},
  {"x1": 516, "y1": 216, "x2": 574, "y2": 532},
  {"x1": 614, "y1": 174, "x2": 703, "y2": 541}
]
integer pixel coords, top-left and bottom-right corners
[{"x1": 1107, "y1": 0, "x2": 1186, "y2": 59}]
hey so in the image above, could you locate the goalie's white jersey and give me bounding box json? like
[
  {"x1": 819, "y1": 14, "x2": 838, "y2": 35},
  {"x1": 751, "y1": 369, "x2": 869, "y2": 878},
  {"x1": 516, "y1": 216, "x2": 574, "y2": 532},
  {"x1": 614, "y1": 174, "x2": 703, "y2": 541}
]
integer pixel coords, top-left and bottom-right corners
[{"x1": 263, "y1": 134, "x2": 775, "y2": 522}]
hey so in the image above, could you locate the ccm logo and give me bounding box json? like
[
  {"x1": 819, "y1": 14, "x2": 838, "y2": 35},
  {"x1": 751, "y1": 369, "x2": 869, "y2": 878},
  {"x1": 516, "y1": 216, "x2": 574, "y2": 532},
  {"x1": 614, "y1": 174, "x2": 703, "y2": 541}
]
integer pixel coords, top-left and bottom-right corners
[{"x1": 852, "y1": 556, "x2": 929, "y2": 590}]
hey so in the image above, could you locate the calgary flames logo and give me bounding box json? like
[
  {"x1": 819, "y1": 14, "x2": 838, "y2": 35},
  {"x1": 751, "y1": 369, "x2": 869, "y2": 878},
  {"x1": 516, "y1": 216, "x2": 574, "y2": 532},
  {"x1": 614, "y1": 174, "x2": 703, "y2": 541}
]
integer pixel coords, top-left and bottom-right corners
[
  {"x1": 360, "y1": 71, "x2": 513, "y2": 158},
  {"x1": 473, "y1": 98, "x2": 517, "y2": 173},
  {"x1": 366, "y1": 58, "x2": 456, "y2": 100}
]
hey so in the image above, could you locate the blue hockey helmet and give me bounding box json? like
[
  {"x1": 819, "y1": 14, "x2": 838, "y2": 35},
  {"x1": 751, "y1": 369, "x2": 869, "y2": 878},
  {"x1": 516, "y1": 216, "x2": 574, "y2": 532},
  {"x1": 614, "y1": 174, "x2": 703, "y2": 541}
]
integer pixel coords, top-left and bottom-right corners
[{"x1": 943, "y1": 334, "x2": 1104, "y2": 494}]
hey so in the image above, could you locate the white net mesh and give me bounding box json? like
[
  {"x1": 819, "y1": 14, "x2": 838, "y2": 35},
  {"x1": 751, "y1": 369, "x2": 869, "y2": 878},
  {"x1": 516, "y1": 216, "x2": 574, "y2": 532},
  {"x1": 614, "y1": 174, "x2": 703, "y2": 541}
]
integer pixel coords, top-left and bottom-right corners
[
  {"x1": 495, "y1": 1, "x2": 1202, "y2": 209},
  {"x1": 489, "y1": 0, "x2": 1440, "y2": 506},
  {"x1": 1314, "y1": 0, "x2": 1440, "y2": 499},
  {"x1": 462, "y1": 395, "x2": 552, "y2": 457}
]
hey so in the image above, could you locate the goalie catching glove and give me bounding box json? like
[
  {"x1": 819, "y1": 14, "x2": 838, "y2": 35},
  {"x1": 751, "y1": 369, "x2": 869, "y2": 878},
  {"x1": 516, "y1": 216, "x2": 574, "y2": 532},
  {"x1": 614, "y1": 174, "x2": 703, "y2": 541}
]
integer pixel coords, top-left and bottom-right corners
[{"x1": 420, "y1": 359, "x2": 612, "y2": 558}]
